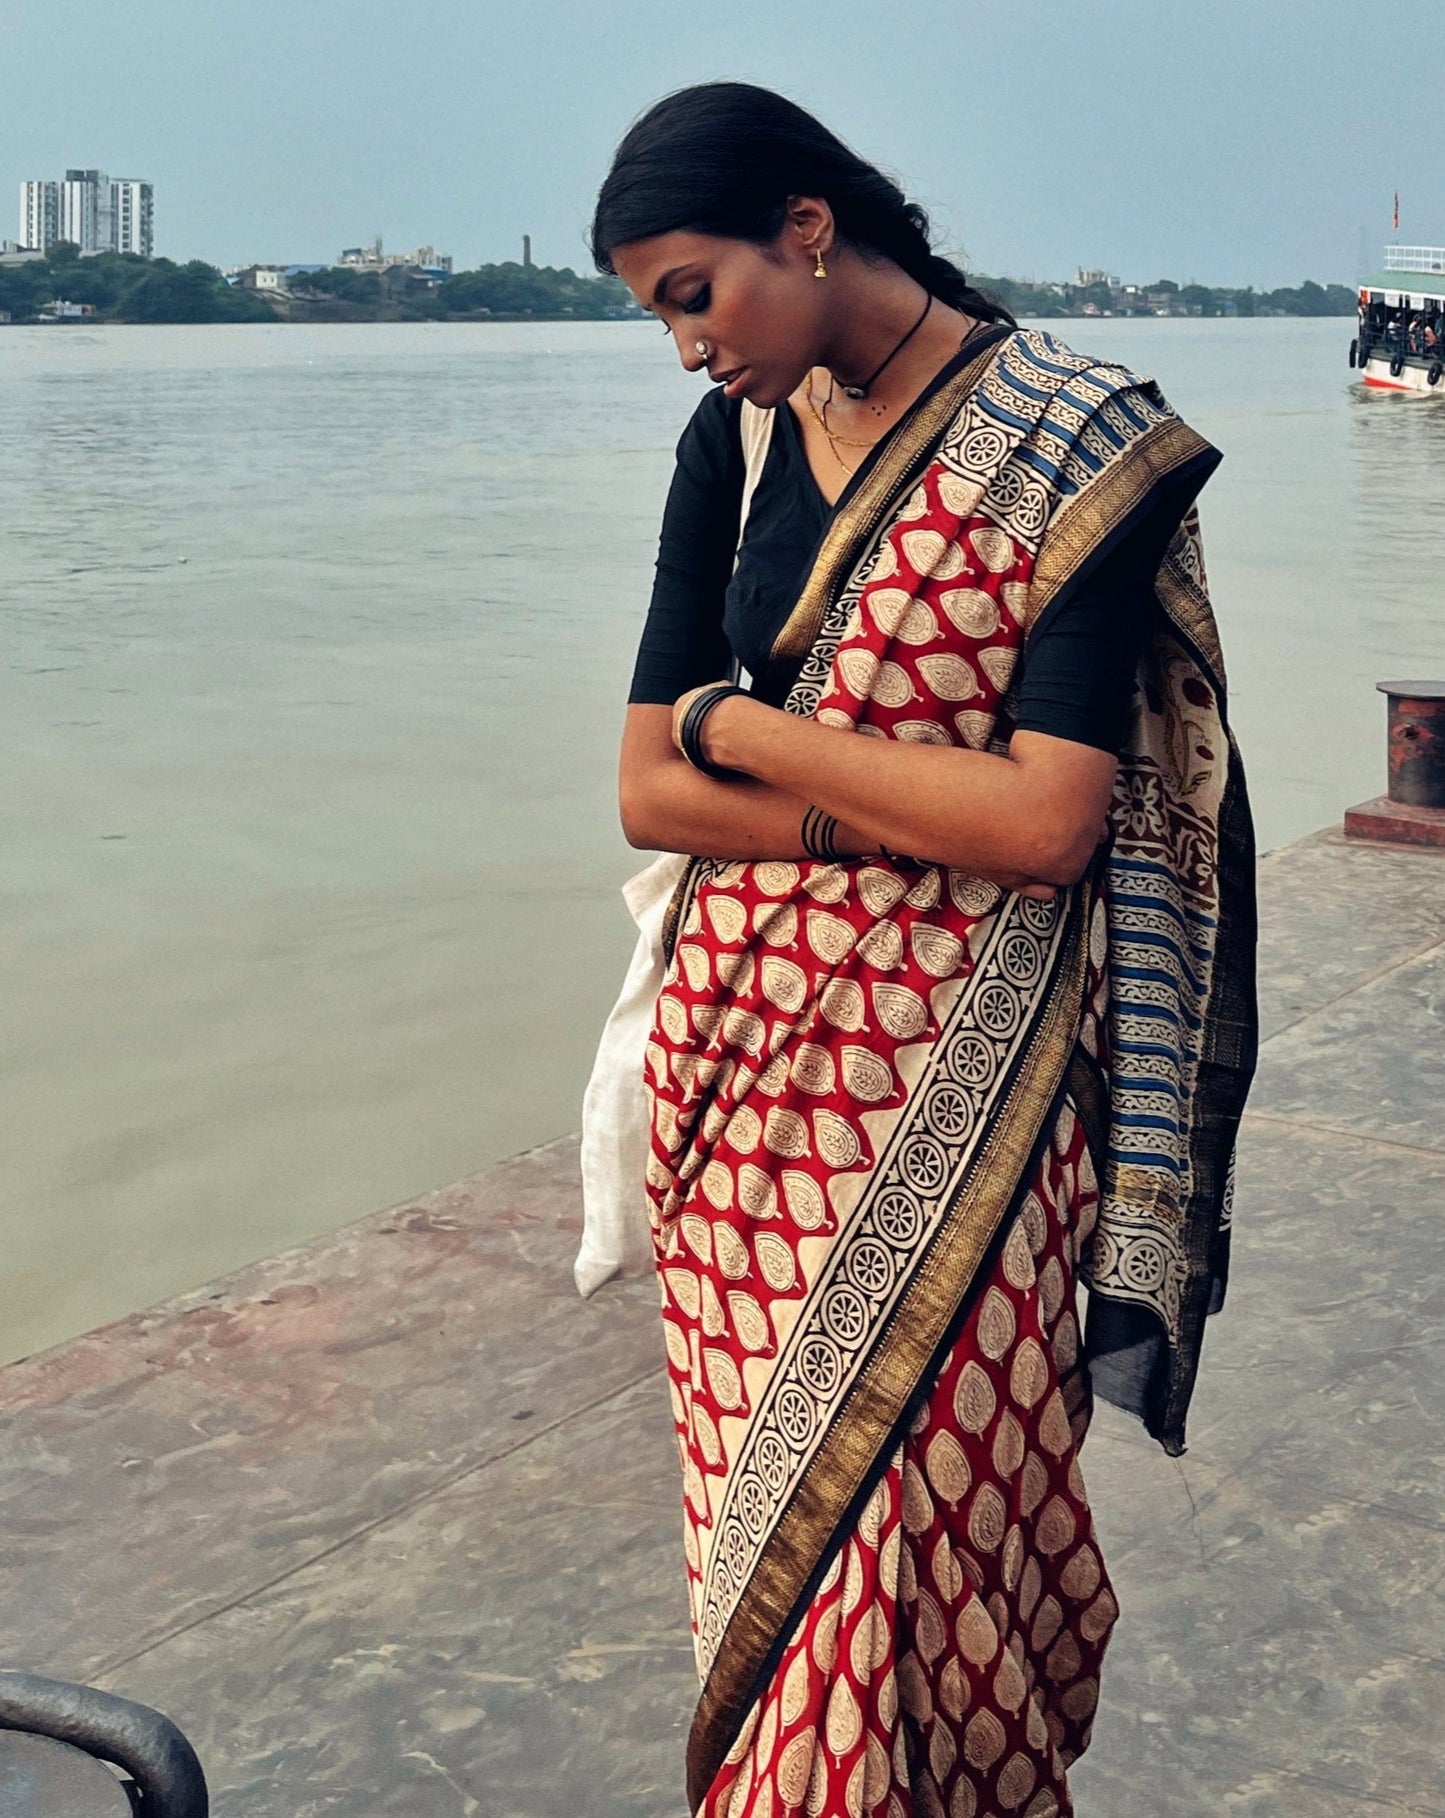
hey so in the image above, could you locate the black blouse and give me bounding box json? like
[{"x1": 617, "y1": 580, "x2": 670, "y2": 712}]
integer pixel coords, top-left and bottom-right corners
[{"x1": 630, "y1": 383, "x2": 1211, "y2": 753}]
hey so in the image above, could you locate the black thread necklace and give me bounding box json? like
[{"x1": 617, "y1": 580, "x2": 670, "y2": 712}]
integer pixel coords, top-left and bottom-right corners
[{"x1": 838, "y1": 290, "x2": 933, "y2": 399}]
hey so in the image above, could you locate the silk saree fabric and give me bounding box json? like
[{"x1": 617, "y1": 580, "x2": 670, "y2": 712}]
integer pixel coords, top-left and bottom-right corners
[{"x1": 642, "y1": 329, "x2": 1256, "y2": 1814}]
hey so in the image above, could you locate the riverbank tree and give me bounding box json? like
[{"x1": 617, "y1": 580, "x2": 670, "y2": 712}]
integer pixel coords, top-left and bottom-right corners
[
  {"x1": 438, "y1": 261, "x2": 632, "y2": 317},
  {"x1": 1, "y1": 245, "x2": 1360, "y2": 326},
  {"x1": 0, "y1": 245, "x2": 274, "y2": 323},
  {"x1": 977, "y1": 272, "x2": 1358, "y2": 318}
]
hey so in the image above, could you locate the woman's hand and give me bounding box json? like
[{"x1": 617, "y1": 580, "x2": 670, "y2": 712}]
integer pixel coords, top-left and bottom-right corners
[
  {"x1": 622, "y1": 703, "x2": 872, "y2": 862},
  {"x1": 697, "y1": 694, "x2": 1115, "y2": 887},
  {"x1": 622, "y1": 699, "x2": 1099, "y2": 897}
]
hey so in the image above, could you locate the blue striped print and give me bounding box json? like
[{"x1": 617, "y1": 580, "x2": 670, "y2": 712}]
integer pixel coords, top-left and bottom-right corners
[
  {"x1": 1112, "y1": 1038, "x2": 1184, "y2": 1060},
  {"x1": 1107, "y1": 886, "x2": 1216, "y2": 932},
  {"x1": 1116, "y1": 1000, "x2": 1204, "y2": 1032},
  {"x1": 1108, "y1": 1142, "x2": 1183, "y2": 1171},
  {"x1": 1112, "y1": 1072, "x2": 1184, "y2": 1103},
  {"x1": 1113, "y1": 927, "x2": 1207, "y2": 981}
]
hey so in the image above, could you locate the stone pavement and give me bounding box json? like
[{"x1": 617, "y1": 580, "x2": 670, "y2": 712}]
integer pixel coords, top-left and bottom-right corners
[{"x1": 2, "y1": 829, "x2": 1443, "y2": 1817}]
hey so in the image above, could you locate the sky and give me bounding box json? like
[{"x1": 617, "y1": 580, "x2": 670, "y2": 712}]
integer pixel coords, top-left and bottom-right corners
[{"x1": 1, "y1": 0, "x2": 1435, "y2": 286}]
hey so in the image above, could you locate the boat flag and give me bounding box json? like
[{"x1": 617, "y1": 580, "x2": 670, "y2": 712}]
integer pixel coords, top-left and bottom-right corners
[{"x1": 1393, "y1": 191, "x2": 1400, "y2": 234}]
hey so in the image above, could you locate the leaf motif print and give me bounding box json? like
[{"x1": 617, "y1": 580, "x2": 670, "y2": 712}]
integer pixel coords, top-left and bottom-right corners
[
  {"x1": 737, "y1": 1162, "x2": 778, "y2": 1218},
  {"x1": 728, "y1": 1290, "x2": 771, "y2": 1353},
  {"x1": 953, "y1": 709, "x2": 995, "y2": 748},
  {"x1": 679, "y1": 1213, "x2": 712, "y2": 1263},
  {"x1": 856, "y1": 921, "x2": 904, "y2": 970},
  {"x1": 977, "y1": 644, "x2": 1016, "y2": 693},
  {"x1": 895, "y1": 599, "x2": 940, "y2": 645},
  {"x1": 763, "y1": 1106, "x2": 810, "y2": 1158},
  {"x1": 706, "y1": 895, "x2": 748, "y2": 944},
  {"x1": 825, "y1": 1678, "x2": 863, "y2": 1758},
  {"x1": 916, "y1": 653, "x2": 979, "y2": 701},
  {"x1": 865, "y1": 587, "x2": 913, "y2": 635},
  {"x1": 835, "y1": 647, "x2": 881, "y2": 699},
  {"x1": 856, "y1": 866, "x2": 907, "y2": 916},
  {"x1": 761, "y1": 956, "x2": 808, "y2": 1015},
  {"x1": 901, "y1": 528, "x2": 966, "y2": 579},
  {"x1": 872, "y1": 982, "x2": 929, "y2": 1041},
  {"x1": 755, "y1": 861, "x2": 800, "y2": 897},
  {"x1": 801, "y1": 864, "x2": 849, "y2": 903},
  {"x1": 664, "y1": 1268, "x2": 701, "y2": 1319},
  {"x1": 806, "y1": 910, "x2": 856, "y2": 965},
  {"x1": 969, "y1": 524, "x2": 1015, "y2": 573},
  {"x1": 704, "y1": 1346, "x2": 744, "y2": 1410},
  {"x1": 818, "y1": 978, "x2": 867, "y2": 1032},
  {"x1": 790, "y1": 1043, "x2": 837, "y2": 1096},
  {"x1": 780, "y1": 1649, "x2": 812, "y2": 1727},
  {"x1": 813, "y1": 1110, "x2": 861, "y2": 1168},
  {"x1": 781, "y1": 1169, "x2": 828, "y2": 1230},
  {"x1": 699, "y1": 1274, "x2": 726, "y2": 1337},
  {"x1": 936, "y1": 469, "x2": 984, "y2": 516},
  {"x1": 910, "y1": 925, "x2": 966, "y2": 978},
  {"x1": 871, "y1": 661, "x2": 916, "y2": 708},
  {"x1": 938, "y1": 586, "x2": 1001, "y2": 639},
  {"x1": 840, "y1": 1046, "x2": 894, "y2": 1103},
  {"x1": 679, "y1": 943, "x2": 710, "y2": 991},
  {"x1": 714, "y1": 1224, "x2": 750, "y2": 1281},
  {"x1": 754, "y1": 1231, "x2": 797, "y2": 1292}
]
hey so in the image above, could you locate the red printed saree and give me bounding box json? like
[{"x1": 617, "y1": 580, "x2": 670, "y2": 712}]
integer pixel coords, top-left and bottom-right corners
[{"x1": 643, "y1": 330, "x2": 1255, "y2": 1816}]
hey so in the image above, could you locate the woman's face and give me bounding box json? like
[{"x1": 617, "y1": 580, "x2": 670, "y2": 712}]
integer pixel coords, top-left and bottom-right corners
[{"x1": 611, "y1": 224, "x2": 827, "y2": 408}]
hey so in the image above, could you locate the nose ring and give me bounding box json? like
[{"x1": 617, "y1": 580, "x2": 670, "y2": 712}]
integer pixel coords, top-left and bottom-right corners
[{"x1": 695, "y1": 340, "x2": 709, "y2": 357}]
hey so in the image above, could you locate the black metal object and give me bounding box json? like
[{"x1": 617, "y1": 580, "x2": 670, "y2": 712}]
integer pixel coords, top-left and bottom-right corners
[
  {"x1": 0, "y1": 1731, "x2": 135, "y2": 1814},
  {"x1": 0, "y1": 1673, "x2": 207, "y2": 1816},
  {"x1": 1378, "y1": 681, "x2": 1445, "y2": 808}
]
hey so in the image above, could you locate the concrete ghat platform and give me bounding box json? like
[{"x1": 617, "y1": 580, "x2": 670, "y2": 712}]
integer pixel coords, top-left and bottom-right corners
[{"x1": 3, "y1": 829, "x2": 1444, "y2": 1817}]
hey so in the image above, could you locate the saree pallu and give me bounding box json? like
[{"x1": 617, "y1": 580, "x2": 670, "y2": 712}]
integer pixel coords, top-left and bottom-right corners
[{"x1": 643, "y1": 330, "x2": 1256, "y2": 1815}]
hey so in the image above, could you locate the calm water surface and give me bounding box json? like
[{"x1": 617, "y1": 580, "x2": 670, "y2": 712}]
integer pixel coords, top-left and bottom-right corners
[{"x1": 3, "y1": 318, "x2": 1444, "y2": 1362}]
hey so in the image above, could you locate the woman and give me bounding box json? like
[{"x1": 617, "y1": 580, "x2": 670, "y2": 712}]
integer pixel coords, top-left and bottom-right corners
[{"x1": 592, "y1": 84, "x2": 1256, "y2": 1818}]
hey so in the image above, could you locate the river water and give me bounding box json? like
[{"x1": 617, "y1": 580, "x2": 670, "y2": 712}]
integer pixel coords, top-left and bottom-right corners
[{"x1": 4, "y1": 317, "x2": 1444, "y2": 1364}]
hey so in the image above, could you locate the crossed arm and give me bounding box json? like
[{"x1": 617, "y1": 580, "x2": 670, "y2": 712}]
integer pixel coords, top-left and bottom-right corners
[{"x1": 618, "y1": 696, "x2": 1118, "y2": 891}]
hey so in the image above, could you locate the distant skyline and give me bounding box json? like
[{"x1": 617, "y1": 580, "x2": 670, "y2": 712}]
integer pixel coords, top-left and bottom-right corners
[{"x1": 3, "y1": 0, "x2": 1437, "y2": 287}]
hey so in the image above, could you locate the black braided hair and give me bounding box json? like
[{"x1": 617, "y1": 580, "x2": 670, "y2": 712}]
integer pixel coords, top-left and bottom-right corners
[{"x1": 590, "y1": 82, "x2": 1015, "y2": 328}]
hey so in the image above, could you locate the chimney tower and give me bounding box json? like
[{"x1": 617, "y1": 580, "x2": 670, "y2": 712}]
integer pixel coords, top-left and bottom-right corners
[{"x1": 523, "y1": 234, "x2": 532, "y2": 269}]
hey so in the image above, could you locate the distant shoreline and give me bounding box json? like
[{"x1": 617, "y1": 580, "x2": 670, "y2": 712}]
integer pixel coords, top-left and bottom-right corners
[
  {"x1": 1, "y1": 311, "x2": 632, "y2": 327},
  {"x1": 0, "y1": 248, "x2": 1360, "y2": 327},
  {"x1": 2, "y1": 311, "x2": 1356, "y2": 328}
]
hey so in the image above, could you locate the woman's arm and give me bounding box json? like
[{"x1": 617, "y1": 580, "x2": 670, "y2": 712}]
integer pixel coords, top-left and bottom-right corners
[
  {"x1": 620, "y1": 703, "x2": 1094, "y2": 889},
  {"x1": 679, "y1": 696, "x2": 1116, "y2": 886},
  {"x1": 620, "y1": 705, "x2": 874, "y2": 860}
]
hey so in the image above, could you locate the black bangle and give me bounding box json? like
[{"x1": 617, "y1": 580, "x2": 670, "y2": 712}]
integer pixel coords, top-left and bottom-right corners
[
  {"x1": 801, "y1": 806, "x2": 843, "y2": 863},
  {"x1": 678, "y1": 682, "x2": 749, "y2": 781}
]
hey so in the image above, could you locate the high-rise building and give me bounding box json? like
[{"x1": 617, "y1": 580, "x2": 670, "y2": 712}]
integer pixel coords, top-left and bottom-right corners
[
  {"x1": 60, "y1": 169, "x2": 110, "y2": 251},
  {"x1": 20, "y1": 180, "x2": 60, "y2": 253},
  {"x1": 112, "y1": 180, "x2": 153, "y2": 257},
  {"x1": 19, "y1": 169, "x2": 153, "y2": 255}
]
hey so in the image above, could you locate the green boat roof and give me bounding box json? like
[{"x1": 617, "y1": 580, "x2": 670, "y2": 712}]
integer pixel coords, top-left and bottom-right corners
[{"x1": 1360, "y1": 271, "x2": 1445, "y2": 297}]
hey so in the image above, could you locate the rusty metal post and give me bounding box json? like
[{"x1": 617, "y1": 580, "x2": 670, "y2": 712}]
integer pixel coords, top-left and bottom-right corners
[{"x1": 1345, "y1": 681, "x2": 1445, "y2": 846}]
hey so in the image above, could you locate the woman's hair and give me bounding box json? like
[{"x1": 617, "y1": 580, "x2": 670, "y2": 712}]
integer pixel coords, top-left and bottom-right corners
[{"x1": 590, "y1": 82, "x2": 1015, "y2": 327}]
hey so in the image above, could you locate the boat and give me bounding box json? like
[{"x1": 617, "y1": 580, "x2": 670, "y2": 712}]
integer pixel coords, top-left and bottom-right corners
[{"x1": 1353, "y1": 247, "x2": 1445, "y2": 393}]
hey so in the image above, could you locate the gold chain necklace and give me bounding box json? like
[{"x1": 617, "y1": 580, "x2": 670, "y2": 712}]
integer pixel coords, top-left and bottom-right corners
[
  {"x1": 803, "y1": 316, "x2": 987, "y2": 474},
  {"x1": 804, "y1": 372, "x2": 884, "y2": 447},
  {"x1": 803, "y1": 372, "x2": 883, "y2": 473}
]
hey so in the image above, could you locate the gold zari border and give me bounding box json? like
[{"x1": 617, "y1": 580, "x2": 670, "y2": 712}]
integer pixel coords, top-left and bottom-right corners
[
  {"x1": 1155, "y1": 542, "x2": 1226, "y2": 692},
  {"x1": 1024, "y1": 417, "x2": 1214, "y2": 633}
]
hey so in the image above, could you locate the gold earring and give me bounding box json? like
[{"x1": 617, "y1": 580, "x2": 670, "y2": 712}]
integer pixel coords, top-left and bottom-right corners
[{"x1": 814, "y1": 248, "x2": 827, "y2": 280}]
